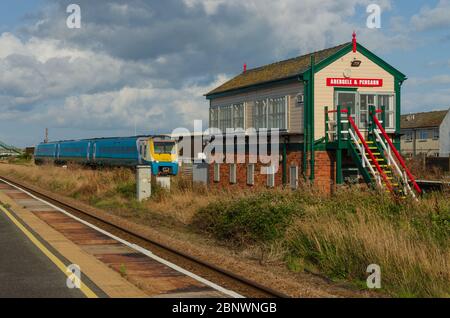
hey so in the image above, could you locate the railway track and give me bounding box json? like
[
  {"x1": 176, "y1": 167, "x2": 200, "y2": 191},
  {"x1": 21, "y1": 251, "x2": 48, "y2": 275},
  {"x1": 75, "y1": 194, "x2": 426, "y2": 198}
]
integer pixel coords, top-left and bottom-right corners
[{"x1": 0, "y1": 175, "x2": 288, "y2": 298}]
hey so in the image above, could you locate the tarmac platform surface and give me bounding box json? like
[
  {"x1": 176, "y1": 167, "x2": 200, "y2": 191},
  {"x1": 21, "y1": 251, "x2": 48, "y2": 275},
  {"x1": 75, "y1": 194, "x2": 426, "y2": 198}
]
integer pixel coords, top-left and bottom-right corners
[{"x1": 0, "y1": 211, "x2": 85, "y2": 298}]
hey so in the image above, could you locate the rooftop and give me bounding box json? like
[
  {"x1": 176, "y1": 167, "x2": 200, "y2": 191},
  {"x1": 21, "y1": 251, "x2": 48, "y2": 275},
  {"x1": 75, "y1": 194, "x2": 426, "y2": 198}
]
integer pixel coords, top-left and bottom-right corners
[
  {"x1": 401, "y1": 110, "x2": 449, "y2": 129},
  {"x1": 205, "y1": 42, "x2": 351, "y2": 97}
]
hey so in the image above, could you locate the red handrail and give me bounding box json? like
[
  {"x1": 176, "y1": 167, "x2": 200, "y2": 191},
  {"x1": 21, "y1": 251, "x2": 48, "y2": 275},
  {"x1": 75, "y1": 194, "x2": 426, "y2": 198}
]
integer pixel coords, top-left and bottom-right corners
[
  {"x1": 372, "y1": 115, "x2": 422, "y2": 195},
  {"x1": 346, "y1": 114, "x2": 394, "y2": 193}
]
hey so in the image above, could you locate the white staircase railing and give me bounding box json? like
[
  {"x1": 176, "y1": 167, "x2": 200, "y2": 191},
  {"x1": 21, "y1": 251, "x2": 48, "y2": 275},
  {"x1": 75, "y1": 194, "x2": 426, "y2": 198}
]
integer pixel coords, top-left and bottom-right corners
[
  {"x1": 348, "y1": 129, "x2": 381, "y2": 187},
  {"x1": 373, "y1": 129, "x2": 417, "y2": 200}
]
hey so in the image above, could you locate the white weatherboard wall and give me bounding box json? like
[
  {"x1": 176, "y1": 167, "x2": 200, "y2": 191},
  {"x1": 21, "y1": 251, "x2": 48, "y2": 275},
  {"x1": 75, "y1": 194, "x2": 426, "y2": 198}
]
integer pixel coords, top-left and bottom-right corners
[
  {"x1": 314, "y1": 51, "x2": 396, "y2": 140},
  {"x1": 439, "y1": 109, "x2": 450, "y2": 157}
]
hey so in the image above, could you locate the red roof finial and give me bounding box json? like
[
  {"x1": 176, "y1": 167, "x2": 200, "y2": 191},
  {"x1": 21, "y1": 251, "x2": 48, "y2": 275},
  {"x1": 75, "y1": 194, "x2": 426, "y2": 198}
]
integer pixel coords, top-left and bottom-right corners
[{"x1": 352, "y1": 31, "x2": 357, "y2": 53}]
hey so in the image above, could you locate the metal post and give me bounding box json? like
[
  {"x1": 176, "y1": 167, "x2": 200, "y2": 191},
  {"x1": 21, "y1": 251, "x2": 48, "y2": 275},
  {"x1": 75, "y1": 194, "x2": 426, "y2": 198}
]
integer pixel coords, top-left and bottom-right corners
[
  {"x1": 337, "y1": 105, "x2": 342, "y2": 147},
  {"x1": 336, "y1": 105, "x2": 343, "y2": 185},
  {"x1": 136, "y1": 166, "x2": 151, "y2": 202},
  {"x1": 324, "y1": 106, "x2": 329, "y2": 144},
  {"x1": 282, "y1": 141, "x2": 287, "y2": 186},
  {"x1": 309, "y1": 55, "x2": 315, "y2": 182}
]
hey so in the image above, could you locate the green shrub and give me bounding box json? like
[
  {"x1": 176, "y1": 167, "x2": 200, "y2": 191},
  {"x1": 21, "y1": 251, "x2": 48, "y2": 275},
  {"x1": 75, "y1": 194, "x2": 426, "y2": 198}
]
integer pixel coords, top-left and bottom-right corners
[
  {"x1": 192, "y1": 191, "x2": 302, "y2": 245},
  {"x1": 115, "y1": 181, "x2": 136, "y2": 199}
]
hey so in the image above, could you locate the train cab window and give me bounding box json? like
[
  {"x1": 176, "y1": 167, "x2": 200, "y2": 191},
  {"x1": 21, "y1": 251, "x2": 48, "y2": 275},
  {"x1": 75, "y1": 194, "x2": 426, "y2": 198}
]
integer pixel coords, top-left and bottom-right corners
[{"x1": 154, "y1": 142, "x2": 175, "y2": 154}]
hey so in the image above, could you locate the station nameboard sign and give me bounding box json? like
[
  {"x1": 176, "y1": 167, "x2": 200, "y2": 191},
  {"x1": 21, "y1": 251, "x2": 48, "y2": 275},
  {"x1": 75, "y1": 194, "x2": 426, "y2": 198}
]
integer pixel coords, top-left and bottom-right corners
[{"x1": 326, "y1": 78, "x2": 383, "y2": 87}]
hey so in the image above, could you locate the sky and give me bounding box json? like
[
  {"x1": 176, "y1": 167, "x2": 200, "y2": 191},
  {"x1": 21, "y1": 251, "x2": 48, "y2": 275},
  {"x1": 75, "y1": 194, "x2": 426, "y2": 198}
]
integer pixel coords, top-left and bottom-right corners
[{"x1": 0, "y1": 0, "x2": 449, "y2": 147}]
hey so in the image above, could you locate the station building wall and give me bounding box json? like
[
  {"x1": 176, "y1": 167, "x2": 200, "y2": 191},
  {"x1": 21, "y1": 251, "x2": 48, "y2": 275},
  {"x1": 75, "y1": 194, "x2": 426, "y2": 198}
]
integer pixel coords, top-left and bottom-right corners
[{"x1": 207, "y1": 149, "x2": 337, "y2": 193}]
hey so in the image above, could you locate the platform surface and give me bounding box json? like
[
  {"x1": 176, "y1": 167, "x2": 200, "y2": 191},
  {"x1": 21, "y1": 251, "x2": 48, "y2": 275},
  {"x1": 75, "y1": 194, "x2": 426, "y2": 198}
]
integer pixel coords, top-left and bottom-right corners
[{"x1": 0, "y1": 211, "x2": 85, "y2": 298}]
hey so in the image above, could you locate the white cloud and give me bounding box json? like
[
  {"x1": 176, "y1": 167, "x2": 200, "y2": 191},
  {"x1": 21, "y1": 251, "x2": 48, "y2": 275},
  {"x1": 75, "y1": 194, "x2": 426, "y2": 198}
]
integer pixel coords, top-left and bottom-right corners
[
  {"x1": 408, "y1": 74, "x2": 450, "y2": 86},
  {"x1": 24, "y1": 74, "x2": 229, "y2": 134},
  {"x1": 411, "y1": 0, "x2": 450, "y2": 31}
]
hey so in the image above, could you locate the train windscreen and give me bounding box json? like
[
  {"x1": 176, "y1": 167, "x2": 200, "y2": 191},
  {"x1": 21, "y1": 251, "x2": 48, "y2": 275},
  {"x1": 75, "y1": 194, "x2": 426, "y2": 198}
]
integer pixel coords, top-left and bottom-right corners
[{"x1": 153, "y1": 141, "x2": 176, "y2": 154}]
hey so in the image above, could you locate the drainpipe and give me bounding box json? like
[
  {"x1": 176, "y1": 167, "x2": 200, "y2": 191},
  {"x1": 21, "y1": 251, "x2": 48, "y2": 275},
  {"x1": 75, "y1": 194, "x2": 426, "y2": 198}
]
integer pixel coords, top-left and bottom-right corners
[
  {"x1": 282, "y1": 137, "x2": 288, "y2": 186},
  {"x1": 309, "y1": 55, "x2": 315, "y2": 182},
  {"x1": 303, "y1": 80, "x2": 309, "y2": 180}
]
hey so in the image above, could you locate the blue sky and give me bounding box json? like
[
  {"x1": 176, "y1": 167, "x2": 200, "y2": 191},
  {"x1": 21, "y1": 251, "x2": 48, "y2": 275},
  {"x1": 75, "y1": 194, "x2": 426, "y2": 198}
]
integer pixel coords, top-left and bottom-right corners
[{"x1": 0, "y1": 0, "x2": 449, "y2": 147}]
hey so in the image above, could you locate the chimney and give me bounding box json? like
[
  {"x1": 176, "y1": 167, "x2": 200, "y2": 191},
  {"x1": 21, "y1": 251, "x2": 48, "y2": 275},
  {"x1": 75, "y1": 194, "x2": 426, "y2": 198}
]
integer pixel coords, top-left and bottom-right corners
[
  {"x1": 44, "y1": 128, "x2": 49, "y2": 143},
  {"x1": 243, "y1": 63, "x2": 247, "y2": 73}
]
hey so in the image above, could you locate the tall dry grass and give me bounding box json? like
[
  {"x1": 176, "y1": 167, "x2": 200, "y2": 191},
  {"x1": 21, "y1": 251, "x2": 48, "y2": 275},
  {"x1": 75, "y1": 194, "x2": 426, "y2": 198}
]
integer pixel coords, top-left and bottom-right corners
[
  {"x1": 0, "y1": 163, "x2": 448, "y2": 297},
  {"x1": 195, "y1": 187, "x2": 450, "y2": 297},
  {"x1": 0, "y1": 163, "x2": 245, "y2": 226}
]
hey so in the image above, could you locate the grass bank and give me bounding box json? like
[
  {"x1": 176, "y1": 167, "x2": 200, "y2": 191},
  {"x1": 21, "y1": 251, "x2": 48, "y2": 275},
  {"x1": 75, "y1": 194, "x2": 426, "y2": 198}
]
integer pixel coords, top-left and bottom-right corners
[
  {"x1": 0, "y1": 163, "x2": 448, "y2": 297},
  {"x1": 0, "y1": 163, "x2": 244, "y2": 226},
  {"x1": 193, "y1": 188, "x2": 450, "y2": 297}
]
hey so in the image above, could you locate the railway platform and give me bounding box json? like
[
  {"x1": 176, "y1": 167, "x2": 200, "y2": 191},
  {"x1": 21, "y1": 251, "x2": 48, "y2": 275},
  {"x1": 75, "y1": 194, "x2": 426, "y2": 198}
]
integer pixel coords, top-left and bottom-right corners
[
  {"x1": 0, "y1": 179, "x2": 237, "y2": 298},
  {"x1": 0, "y1": 208, "x2": 91, "y2": 298}
]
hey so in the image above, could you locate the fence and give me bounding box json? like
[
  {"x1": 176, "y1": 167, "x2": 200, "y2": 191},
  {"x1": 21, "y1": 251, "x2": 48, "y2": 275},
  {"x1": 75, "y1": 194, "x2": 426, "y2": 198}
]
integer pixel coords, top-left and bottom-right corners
[{"x1": 425, "y1": 156, "x2": 450, "y2": 172}]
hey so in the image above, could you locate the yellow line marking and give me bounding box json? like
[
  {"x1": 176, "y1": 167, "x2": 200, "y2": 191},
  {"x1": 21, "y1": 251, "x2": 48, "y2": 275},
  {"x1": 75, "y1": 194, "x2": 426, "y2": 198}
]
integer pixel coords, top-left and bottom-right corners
[{"x1": 0, "y1": 204, "x2": 98, "y2": 298}]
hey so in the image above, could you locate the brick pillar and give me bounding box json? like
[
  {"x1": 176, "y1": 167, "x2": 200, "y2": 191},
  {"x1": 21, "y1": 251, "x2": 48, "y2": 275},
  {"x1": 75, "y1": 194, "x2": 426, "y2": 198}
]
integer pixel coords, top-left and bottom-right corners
[{"x1": 314, "y1": 151, "x2": 336, "y2": 193}]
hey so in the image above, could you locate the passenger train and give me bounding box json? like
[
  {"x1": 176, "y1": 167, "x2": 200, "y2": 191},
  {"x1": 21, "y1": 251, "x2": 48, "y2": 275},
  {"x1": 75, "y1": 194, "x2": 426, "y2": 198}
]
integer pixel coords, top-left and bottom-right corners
[{"x1": 34, "y1": 135, "x2": 179, "y2": 176}]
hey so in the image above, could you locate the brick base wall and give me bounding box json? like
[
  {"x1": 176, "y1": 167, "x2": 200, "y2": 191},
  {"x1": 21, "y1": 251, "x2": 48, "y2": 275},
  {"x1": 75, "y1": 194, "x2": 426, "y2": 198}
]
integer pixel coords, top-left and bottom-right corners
[{"x1": 207, "y1": 150, "x2": 337, "y2": 193}]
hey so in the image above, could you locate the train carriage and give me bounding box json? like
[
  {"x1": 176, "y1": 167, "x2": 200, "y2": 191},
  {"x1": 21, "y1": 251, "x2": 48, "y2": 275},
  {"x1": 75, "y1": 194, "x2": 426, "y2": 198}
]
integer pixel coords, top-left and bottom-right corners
[{"x1": 34, "y1": 135, "x2": 179, "y2": 176}]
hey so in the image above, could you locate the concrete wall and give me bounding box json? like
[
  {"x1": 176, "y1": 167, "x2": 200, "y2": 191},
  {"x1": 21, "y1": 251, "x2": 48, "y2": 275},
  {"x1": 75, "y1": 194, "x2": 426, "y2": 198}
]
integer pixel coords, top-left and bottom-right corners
[
  {"x1": 314, "y1": 51, "x2": 396, "y2": 140},
  {"x1": 401, "y1": 128, "x2": 440, "y2": 157}
]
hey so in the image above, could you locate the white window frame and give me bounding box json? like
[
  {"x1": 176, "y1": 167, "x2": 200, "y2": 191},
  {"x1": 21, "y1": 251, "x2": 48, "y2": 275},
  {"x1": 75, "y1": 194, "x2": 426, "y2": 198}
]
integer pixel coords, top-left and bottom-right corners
[
  {"x1": 267, "y1": 165, "x2": 275, "y2": 188},
  {"x1": 418, "y1": 129, "x2": 428, "y2": 141},
  {"x1": 334, "y1": 91, "x2": 396, "y2": 131},
  {"x1": 377, "y1": 94, "x2": 395, "y2": 131},
  {"x1": 210, "y1": 103, "x2": 246, "y2": 131},
  {"x1": 214, "y1": 163, "x2": 220, "y2": 182},
  {"x1": 247, "y1": 164, "x2": 255, "y2": 185},
  {"x1": 404, "y1": 130, "x2": 413, "y2": 142},
  {"x1": 209, "y1": 107, "x2": 219, "y2": 129},
  {"x1": 253, "y1": 96, "x2": 288, "y2": 130},
  {"x1": 219, "y1": 105, "x2": 232, "y2": 132},
  {"x1": 230, "y1": 164, "x2": 237, "y2": 184},
  {"x1": 433, "y1": 128, "x2": 439, "y2": 140},
  {"x1": 253, "y1": 99, "x2": 267, "y2": 129},
  {"x1": 290, "y1": 165, "x2": 298, "y2": 190},
  {"x1": 232, "y1": 103, "x2": 245, "y2": 130}
]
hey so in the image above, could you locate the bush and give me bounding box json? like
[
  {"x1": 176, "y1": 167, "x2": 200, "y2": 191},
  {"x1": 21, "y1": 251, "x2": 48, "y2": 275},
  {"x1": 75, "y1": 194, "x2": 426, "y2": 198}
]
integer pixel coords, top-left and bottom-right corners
[{"x1": 192, "y1": 191, "x2": 302, "y2": 245}]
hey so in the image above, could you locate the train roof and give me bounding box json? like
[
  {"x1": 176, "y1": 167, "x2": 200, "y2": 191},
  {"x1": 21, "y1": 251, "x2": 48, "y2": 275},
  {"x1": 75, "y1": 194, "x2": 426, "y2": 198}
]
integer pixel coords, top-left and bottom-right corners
[{"x1": 38, "y1": 134, "x2": 174, "y2": 145}]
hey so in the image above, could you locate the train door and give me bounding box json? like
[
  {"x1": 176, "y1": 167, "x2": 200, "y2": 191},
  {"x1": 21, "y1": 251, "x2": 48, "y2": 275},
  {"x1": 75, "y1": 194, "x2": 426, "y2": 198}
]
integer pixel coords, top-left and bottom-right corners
[
  {"x1": 87, "y1": 142, "x2": 91, "y2": 161},
  {"x1": 138, "y1": 138, "x2": 150, "y2": 164},
  {"x1": 56, "y1": 144, "x2": 60, "y2": 160},
  {"x1": 93, "y1": 143, "x2": 97, "y2": 162}
]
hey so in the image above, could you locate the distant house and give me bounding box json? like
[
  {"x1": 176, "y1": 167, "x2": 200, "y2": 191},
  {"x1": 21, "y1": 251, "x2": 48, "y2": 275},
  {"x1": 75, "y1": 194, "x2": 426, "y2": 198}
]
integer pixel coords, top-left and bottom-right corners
[{"x1": 400, "y1": 109, "x2": 450, "y2": 157}]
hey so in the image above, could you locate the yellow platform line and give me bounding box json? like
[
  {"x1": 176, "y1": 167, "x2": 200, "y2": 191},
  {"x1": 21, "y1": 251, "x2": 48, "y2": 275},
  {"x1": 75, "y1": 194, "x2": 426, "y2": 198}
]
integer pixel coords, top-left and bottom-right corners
[{"x1": 0, "y1": 205, "x2": 98, "y2": 298}]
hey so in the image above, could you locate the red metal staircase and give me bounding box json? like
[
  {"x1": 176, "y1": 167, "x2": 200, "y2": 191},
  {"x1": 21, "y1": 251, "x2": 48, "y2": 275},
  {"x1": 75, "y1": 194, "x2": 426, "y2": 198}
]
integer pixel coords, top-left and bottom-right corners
[{"x1": 325, "y1": 106, "x2": 422, "y2": 200}]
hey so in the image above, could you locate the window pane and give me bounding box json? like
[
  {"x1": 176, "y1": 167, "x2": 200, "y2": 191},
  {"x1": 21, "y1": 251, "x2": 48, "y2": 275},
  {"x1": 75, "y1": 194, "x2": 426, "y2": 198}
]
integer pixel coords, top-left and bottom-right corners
[
  {"x1": 219, "y1": 105, "x2": 232, "y2": 132},
  {"x1": 268, "y1": 97, "x2": 286, "y2": 129},
  {"x1": 378, "y1": 95, "x2": 394, "y2": 130},
  {"x1": 337, "y1": 92, "x2": 356, "y2": 114},
  {"x1": 254, "y1": 99, "x2": 267, "y2": 129},
  {"x1": 233, "y1": 103, "x2": 244, "y2": 129},
  {"x1": 209, "y1": 108, "x2": 219, "y2": 129}
]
